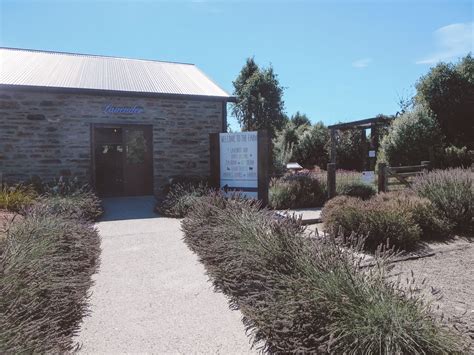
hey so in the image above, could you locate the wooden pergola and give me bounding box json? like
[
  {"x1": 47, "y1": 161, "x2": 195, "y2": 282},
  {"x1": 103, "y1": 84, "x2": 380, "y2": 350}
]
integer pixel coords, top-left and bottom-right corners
[
  {"x1": 326, "y1": 116, "x2": 394, "y2": 198},
  {"x1": 328, "y1": 116, "x2": 393, "y2": 166}
]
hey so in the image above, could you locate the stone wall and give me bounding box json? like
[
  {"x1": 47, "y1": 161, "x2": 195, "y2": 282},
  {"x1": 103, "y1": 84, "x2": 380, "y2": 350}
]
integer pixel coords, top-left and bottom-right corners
[{"x1": 0, "y1": 89, "x2": 224, "y2": 195}]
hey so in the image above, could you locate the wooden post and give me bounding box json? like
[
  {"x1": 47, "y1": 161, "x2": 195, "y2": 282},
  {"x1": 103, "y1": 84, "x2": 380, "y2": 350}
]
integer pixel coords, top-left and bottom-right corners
[
  {"x1": 360, "y1": 128, "x2": 367, "y2": 171},
  {"x1": 209, "y1": 133, "x2": 220, "y2": 189},
  {"x1": 258, "y1": 130, "x2": 270, "y2": 207},
  {"x1": 378, "y1": 162, "x2": 387, "y2": 193},
  {"x1": 421, "y1": 161, "x2": 430, "y2": 171},
  {"x1": 330, "y1": 128, "x2": 337, "y2": 164},
  {"x1": 327, "y1": 163, "x2": 336, "y2": 199}
]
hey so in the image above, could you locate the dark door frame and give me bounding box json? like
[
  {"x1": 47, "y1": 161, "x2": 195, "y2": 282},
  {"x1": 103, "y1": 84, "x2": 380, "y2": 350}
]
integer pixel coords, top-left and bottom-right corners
[{"x1": 90, "y1": 123, "x2": 154, "y2": 196}]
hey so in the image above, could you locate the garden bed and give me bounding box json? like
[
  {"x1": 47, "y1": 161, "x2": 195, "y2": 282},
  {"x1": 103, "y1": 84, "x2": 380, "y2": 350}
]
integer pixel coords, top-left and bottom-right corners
[
  {"x1": 181, "y1": 193, "x2": 467, "y2": 353},
  {"x1": 306, "y1": 210, "x2": 474, "y2": 349},
  {"x1": 0, "y1": 180, "x2": 103, "y2": 353}
]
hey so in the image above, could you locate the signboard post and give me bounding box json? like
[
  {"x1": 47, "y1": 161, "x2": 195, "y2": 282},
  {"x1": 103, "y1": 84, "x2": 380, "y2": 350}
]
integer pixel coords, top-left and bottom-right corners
[
  {"x1": 210, "y1": 130, "x2": 269, "y2": 205},
  {"x1": 219, "y1": 131, "x2": 259, "y2": 199}
]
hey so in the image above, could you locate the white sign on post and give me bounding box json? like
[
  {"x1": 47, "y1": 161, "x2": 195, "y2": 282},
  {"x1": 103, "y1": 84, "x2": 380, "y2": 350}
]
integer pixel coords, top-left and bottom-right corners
[
  {"x1": 219, "y1": 132, "x2": 258, "y2": 199},
  {"x1": 361, "y1": 170, "x2": 375, "y2": 184}
]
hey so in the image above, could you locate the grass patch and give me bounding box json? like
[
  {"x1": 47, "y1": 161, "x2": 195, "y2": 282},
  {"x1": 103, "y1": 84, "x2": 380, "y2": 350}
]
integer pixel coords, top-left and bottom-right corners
[{"x1": 0, "y1": 184, "x2": 37, "y2": 212}]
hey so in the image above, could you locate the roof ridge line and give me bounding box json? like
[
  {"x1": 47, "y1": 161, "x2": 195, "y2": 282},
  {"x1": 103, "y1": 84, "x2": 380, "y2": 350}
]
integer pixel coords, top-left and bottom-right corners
[{"x1": 0, "y1": 46, "x2": 196, "y2": 66}]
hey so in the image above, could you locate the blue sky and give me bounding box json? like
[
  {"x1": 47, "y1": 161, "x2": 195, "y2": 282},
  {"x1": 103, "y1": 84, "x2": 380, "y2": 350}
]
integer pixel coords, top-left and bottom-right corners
[{"x1": 1, "y1": 0, "x2": 472, "y2": 131}]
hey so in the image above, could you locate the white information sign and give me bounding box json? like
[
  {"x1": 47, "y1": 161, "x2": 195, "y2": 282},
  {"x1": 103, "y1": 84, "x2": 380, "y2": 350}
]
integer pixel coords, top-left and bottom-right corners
[
  {"x1": 220, "y1": 132, "x2": 258, "y2": 198},
  {"x1": 368, "y1": 150, "x2": 376, "y2": 158},
  {"x1": 361, "y1": 170, "x2": 375, "y2": 184}
]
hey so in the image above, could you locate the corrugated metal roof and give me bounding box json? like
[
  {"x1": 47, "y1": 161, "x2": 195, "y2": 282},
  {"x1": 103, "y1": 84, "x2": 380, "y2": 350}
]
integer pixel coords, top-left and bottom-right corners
[{"x1": 0, "y1": 47, "x2": 232, "y2": 99}]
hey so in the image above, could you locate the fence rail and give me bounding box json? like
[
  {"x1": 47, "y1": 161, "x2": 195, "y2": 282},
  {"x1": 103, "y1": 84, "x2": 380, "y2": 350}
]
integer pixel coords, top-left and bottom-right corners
[{"x1": 378, "y1": 161, "x2": 430, "y2": 192}]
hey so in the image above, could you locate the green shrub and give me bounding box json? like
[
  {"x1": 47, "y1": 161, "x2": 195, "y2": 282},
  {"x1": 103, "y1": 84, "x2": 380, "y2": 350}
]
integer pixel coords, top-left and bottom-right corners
[
  {"x1": 182, "y1": 193, "x2": 463, "y2": 353},
  {"x1": 269, "y1": 173, "x2": 327, "y2": 209},
  {"x1": 323, "y1": 191, "x2": 454, "y2": 249},
  {"x1": 437, "y1": 145, "x2": 473, "y2": 169},
  {"x1": 291, "y1": 122, "x2": 330, "y2": 169},
  {"x1": 161, "y1": 175, "x2": 210, "y2": 196},
  {"x1": 322, "y1": 195, "x2": 421, "y2": 250},
  {"x1": 157, "y1": 182, "x2": 210, "y2": 218},
  {"x1": 335, "y1": 128, "x2": 366, "y2": 171},
  {"x1": 0, "y1": 184, "x2": 37, "y2": 212},
  {"x1": 0, "y1": 213, "x2": 100, "y2": 353},
  {"x1": 412, "y1": 168, "x2": 473, "y2": 229},
  {"x1": 415, "y1": 54, "x2": 473, "y2": 148},
  {"x1": 28, "y1": 192, "x2": 103, "y2": 222},
  {"x1": 375, "y1": 191, "x2": 453, "y2": 239},
  {"x1": 337, "y1": 180, "x2": 376, "y2": 200},
  {"x1": 377, "y1": 106, "x2": 444, "y2": 167}
]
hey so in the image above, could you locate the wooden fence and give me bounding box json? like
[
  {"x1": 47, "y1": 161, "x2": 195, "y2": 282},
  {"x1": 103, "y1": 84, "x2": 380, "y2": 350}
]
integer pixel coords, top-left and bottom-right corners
[
  {"x1": 325, "y1": 161, "x2": 431, "y2": 198},
  {"x1": 377, "y1": 161, "x2": 430, "y2": 193}
]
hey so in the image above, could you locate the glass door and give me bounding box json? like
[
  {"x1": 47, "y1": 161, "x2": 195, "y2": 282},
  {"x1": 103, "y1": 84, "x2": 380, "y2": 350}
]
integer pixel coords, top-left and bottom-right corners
[
  {"x1": 94, "y1": 127, "x2": 124, "y2": 197},
  {"x1": 123, "y1": 126, "x2": 153, "y2": 196},
  {"x1": 93, "y1": 125, "x2": 153, "y2": 197}
]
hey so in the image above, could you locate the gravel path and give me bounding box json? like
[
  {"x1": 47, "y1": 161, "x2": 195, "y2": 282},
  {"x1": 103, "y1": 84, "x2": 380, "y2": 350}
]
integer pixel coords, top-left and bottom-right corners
[
  {"x1": 390, "y1": 238, "x2": 474, "y2": 347},
  {"x1": 76, "y1": 197, "x2": 254, "y2": 354}
]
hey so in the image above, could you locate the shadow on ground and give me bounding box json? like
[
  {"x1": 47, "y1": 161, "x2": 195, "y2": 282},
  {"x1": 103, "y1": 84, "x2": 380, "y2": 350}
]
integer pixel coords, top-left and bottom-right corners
[{"x1": 100, "y1": 196, "x2": 159, "y2": 221}]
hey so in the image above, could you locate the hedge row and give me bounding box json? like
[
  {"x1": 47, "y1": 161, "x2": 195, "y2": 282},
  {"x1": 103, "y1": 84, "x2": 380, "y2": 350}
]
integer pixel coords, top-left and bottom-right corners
[
  {"x1": 181, "y1": 193, "x2": 463, "y2": 353},
  {"x1": 322, "y1": 169, "x2": 473, "y2": 252},
  {"x1": 0, "y1": 188, "x2": 102, "y2": 352},
  {"x1": 322, "y1": 192, "x2": 450, "y2": 251},
  {"x1": 269, "y1": 172, "x2": 376, "y2": 210}
]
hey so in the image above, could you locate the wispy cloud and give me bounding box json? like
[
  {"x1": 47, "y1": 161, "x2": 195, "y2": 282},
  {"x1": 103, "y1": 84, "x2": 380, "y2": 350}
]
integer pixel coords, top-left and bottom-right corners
[
  {"x1": 352, "y1": 58, "x2": 372, "y2": 68},
  {"x1": 417, "y1": 22, "x2": 473, "y2": 64}
]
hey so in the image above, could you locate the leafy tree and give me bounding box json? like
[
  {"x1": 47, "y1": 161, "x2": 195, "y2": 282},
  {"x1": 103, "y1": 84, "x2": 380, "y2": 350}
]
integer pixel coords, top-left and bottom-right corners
[
  {"x1": 232, "y1": 58, "x2": 286, "y2": 137},
  {"x1": 290, "y1": 111, "x2": 311, "y2": 128},
  {"x1": 377, "y1": 106, "x2": 444, "y2": 167},
  {"x1": 415, "y1": 54, "x2": 474, "y2": 148},
  {"x1": 335, "y1": 129, "x2": 365, "y2": 171},
  {"x1": 232, "y1": 57, "x2": 259, "y2": 96},
  {"x1": 292, "y1": 122, "x2": 329, "y2": 168},
  {"x1": 273, "y1": 121, "x2": 329, "y2": 171},
  {"x1": 273, "y1": 122, "x2": 307, "y2": 173}
]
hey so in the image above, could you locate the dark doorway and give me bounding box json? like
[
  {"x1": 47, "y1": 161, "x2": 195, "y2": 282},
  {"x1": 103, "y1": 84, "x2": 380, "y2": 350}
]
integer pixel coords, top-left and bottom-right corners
[{"x1": 93, "y1": 125, "x2": 153, "y2": 197}]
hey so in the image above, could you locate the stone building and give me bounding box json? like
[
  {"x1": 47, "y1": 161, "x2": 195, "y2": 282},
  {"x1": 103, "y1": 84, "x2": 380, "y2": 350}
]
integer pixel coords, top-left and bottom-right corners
[{"x1": 0, "y1": 47, "x2": 234, "y2": 196}]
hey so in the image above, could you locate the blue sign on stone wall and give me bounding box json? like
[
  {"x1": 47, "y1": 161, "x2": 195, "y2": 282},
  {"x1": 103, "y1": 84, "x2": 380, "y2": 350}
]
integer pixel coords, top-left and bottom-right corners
[{"x1": 104, "y1": 105, "x2": 144, "y2": 114}]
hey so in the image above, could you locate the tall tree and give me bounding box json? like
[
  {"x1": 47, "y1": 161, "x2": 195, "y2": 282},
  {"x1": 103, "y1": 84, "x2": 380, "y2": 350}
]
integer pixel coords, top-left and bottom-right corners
[
  {"x1": 292, "y1": 121, "x2": 329, "y2": 168},
  {"x1": 290, "y1": 111, "x2": 311, "y2": 128},
  {"x1": 232, "y1": 58, "x2": 286, "y2": 137},
  {"x1": 232, "y1": 57, "x2": 259, "y2": 96},
  {"x1": 415, "y1": 54, "x2": 474, "y2": 148},
  {"x1": 335, "y1": 128, "x2": 366, "y2": 171}
]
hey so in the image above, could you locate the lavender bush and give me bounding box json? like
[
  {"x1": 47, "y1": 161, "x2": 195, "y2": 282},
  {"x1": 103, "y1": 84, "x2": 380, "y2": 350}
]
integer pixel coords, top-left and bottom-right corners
[
  {"x1": 412, "y1": 168, "x2": 473, "y2": 229},
  {"x1": 0, "y1": 213, "x2": 100, "y2": 353},
  {"x1": 269, "y1": 172, "x2": 327, "y2": 209},
  {"x1": 182, "y1": 192, "x2": 464, "y2": 353}
]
